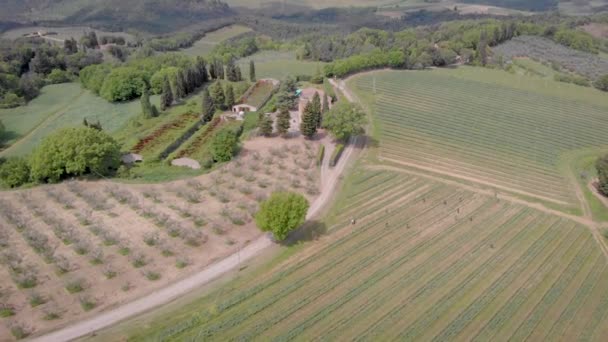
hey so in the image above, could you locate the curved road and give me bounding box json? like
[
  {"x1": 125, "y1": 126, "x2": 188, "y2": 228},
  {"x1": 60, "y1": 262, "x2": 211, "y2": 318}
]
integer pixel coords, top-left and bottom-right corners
[{"x1": 30, "y1": 85, "x2": 361, "y2": 342}]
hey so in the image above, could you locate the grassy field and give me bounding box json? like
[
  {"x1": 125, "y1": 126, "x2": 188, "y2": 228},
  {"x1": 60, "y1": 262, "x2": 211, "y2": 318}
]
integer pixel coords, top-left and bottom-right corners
[
  {"x1": 0, "y1": 83, "x2": 149, "y2": 157},
  {"x1": 124, "y1": 169, "x2": 608, "y2": 341},
  {"x1": 181, "y1": 25, "x2": 252, "y2": 57},
  {"x1": 349, "y1": 67, "x2": 608, "y2": 211},
  {"x1": 238, "y1": 51, "x2": 325, "y2": 80}
]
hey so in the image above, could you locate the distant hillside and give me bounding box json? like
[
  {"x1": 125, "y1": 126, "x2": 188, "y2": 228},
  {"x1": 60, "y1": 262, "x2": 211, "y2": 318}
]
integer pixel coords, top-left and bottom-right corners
[
  {"x1": 457, "y1": 0, "x2": 558, "y2": 11},
  {"x1": 0, "y1": 0, "x2": 234, "y2": 32}
]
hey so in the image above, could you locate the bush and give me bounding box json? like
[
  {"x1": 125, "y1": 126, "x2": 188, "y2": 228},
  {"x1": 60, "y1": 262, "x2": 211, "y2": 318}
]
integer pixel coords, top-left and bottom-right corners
[
  {"x1": 30, "y1": 127, "x2": 120, "y2": 183},
  {"x1": 0, "y1": 157, "x2": 30, "y2": 188},
  {"x1": 80, "y1": 64, "x2": 111, "y2": 94},
  {"x1": 329, "y1": 144, "x2": 345, "y2": 167},
  {"x1": 46, "y1": 69, "x2": 72, "y2": 84},
  {"x1": 210, "y1": 127, "x2": 238, "y2": 162},
  {"x1": 323, "y1": 102, "x2": 366, "y2": 142},
  {"x1": 65, "y1": 278, "x2": 85, "y2": 293},
  {"x1": 595, "y1": 74, "x2": 608, "y2": 92},
  {"x1": 596, "y1": 154, "x2": 608, "y2": 196},
  {"x1": 100, "y1": 67, "x2": 147, "y2": 102},
  {"x1": 317, "y1": 145, "x2": 325, "y2": 166},
  {"x1": 255, "y1": 192, "x2": 309, "y2": 241}
]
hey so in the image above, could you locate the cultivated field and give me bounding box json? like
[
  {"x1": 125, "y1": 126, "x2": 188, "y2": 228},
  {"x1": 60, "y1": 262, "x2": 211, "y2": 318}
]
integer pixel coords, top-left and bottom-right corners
[
  {"x1": 125, "y1": 169, "x2": 608, "y2": 341},
  {"x1": 237, "y1": 51, "x2": 325, "y2": 80},
  {"x1": 0, "y1": 83, "x2": 149, "y2": 157},
  {"x1": 181, "y1": 25, "x2": 252, "y2": 57},
  {"x1": 0, "y1": 136, "x2": 321, "y2": 340},
  {"x1": 349, "y1": 68, "x2": 608, "y2": 211}
]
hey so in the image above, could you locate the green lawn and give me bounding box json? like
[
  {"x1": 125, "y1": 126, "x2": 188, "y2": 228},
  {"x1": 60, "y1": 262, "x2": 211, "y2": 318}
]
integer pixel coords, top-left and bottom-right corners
[
  {"x1": 181, "y1": 25, "x2": 252, "y2": 57},
  {"x1": 238, "y1": 51, "x2": 325, "y2": 80},
  {"x1": 350, "y1": 67, "x2": 608, "y2": 212},
  {"x1": 0, "y1": 83, "x2": 149, "y2": 157}
]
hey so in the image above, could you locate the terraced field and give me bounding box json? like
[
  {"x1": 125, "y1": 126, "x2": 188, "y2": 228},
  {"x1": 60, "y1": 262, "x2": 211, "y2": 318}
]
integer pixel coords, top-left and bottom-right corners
[
  {"x1": 350, "y1": 68, "x2": 608, "y2": 210},
  {"x1": 127, "y1": 170, "x2": 608, "y2": 341}
]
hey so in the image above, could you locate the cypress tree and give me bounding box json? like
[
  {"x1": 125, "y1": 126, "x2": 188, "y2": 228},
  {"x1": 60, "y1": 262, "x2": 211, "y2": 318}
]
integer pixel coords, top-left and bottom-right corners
[
  {"x1": 210, "y1": 81, "x2": 225, "y2": 110},
  {"x1": 249, "y1": 60, "x2": 256, "y2": 82},
  {"x1": 224, "y1": 84, "x2": 235, "y2": 109},
  {"x1": 175, "y1": 70, "x2": 186, "y2": 99},
  {"x1": 277, "y1": 108, "x2": 291, "y2": 137},
  {"x1": 209, "y1": 61, "x2": 217, "y2": 79},
  {"x1": 259, "y1": 115, "x2": 273, "y2": 136},
  {"x1": 225, "y1": 60, "x2": 237, "y2": 82},
  {"x1": 215, "y1": 60, "x2": 224, "y2": 80},
  {"x1": 322, "y1": 93, "x2": 329, "y2": 114},
  {"x1": 186, "y1": 67, "x2": 196, "y2": 93},
  {"x1": 201, "y1": 88, "x2": 215, "y2": 123},
  {"x1": 311, "y1": 92, "x2": 322, "y2": 128},
  {"x1": 478, "y1": 30, "x2": 488, "y2": 66},
  {"x1": 160, "y1": 77, "x2": 173, "y2": 111},
  {"x1": 236, "y1": 66, "x2": 242, "y2": 82},
  {"x1": 196, "y1": 56, "x2": 208, "y2": 83},
  {"x1": 140, "y1": 87, "x2": 154, "y2": 119},
  {"x1": 300, "y1": 102, "x2": 317, "y2": 139}
]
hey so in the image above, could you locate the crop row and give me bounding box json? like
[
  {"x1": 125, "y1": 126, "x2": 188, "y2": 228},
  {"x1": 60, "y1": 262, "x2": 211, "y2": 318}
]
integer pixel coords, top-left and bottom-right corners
[
  {"x1": 173, "y1": 116, "x2": 222, "y2": 159},
  {"x1": 132, "y1": 113, "x2": 199, "y2": 155}
]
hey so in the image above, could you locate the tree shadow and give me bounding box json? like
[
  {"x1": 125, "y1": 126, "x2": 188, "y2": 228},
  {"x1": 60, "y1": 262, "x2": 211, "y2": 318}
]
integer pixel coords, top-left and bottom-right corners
[{"x1": 280, "y1": 220, "x2": 328, "y2": 247}]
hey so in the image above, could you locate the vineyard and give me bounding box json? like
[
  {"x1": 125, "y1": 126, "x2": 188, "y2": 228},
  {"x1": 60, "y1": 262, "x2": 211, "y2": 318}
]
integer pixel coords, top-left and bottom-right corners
[
  {"x1": 170, "y1": 117, "x2": 223, "y2": 162},
  {"x1": 128, "y1": 169, "x2": 608, "y2": 341},
  {"x1": 131, "y1": 113, "x2": 200, "y2": 158},
  {"x1": 350, "y1": 68, "x2": 608, "y2": 210},
  {"x1": 0, "y1": 137, "x2": 321, "y2": 340}
]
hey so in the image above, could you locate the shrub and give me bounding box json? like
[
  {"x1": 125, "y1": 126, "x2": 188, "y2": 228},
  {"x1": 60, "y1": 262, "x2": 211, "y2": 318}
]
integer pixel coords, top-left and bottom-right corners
[
  {"x1": 255, "y1": 192, "x2": 309, "y2": 241},
  {"x1": 329, "y1": 144, "x2": 345, "y2": 167},
  {"x1": 103, "y1": 265, "x2": 117, "y2": 279},
  {"x1": 0, "y1": 305, "x2": 14, "y2": 317},
  {"x1": 144, "y1": 270, "x2": 161, "y2": 281},
  {"x1": 0, "y1": 157, "x2": 30, "y2": 188},
  {"x1": 143, "y1": 232, "x2": 160, "y2": 246},
  {"x1": 210, "y1": 128, "x2": 238, "y2": 162},
  {"x1": 79, "y1": 296, "x2": 97, "y2": 311},
  {"x1": 30, "y1": 127, "x2": 120, "y2": 183},
  {"x1": 43, "y1": 306, "x2": 61, "y2": 320},
  {"x1": 46, "y1": 69, "x2": 72, "y2": 84},
  {"x1": 28, "y1": 292, "x2": 46, "y2": 307},
  {"x1": 89, "y1": 248, "x2": 104, "y2": 265},
  {"x1": 131, "y1": 252, "x2": 148, "y2": 268},
  {"x1": 10, "y1": 323, "x2": 29, "y2": 340},
  {"x1": 14, "y1": 269, "x2": 38, "y2": 288},
  {"x1": 175, "y1": 257, "x2": 190, "y2": 269}
]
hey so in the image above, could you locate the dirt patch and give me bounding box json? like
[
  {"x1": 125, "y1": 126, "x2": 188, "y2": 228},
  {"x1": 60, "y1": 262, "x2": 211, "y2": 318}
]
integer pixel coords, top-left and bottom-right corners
[
  {"x1": 581, "y1": 23, "x2": 608, "y2": 39},
  {"x1": 0, "y1": 136, "x2": 321, "y2": 340}
]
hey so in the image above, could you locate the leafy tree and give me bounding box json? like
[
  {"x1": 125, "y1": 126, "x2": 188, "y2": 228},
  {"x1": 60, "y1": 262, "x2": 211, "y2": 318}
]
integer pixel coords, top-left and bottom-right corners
[
  {"x1": 210, "y1": 128, "x2": 237, "y2": 162},
  {"x1": 311, "y1": 92, "x2": 322, "y2": 128},
  {"x1": 64, "y1": 38, "x2": 78, "y2": 54},
  {"x1": 322, "y1": 102, "x2": 366, "y2": 142},
  {"x1": 140, "y1": 87, "x2": 156, "y2": 119},
  {"x1": 300, "y1": 102, "x2": 317, "y2": 139},
  {"x1": 224, "y1": 84, "x2": 235, "y2": 109},
  {"x1": 236, "y1": 66, "x2": 242, "y2": 82},
  {"x1": 46, "y1": 69, "x2": 71, "y2": 84},
  {"x1": 160, "y1": 77, "x2": 173, "y2": 111},
  {"x1": 150, "y1": 67, "x2": 179, "y2": 94},
  {"x1": 201, "y1": 88, "x2": 215, "y2": 123},
  {"x1": 30, "y1": 127, "x2": 120, "y2": 183},
  {"x1": 80, "y1": 64, "x2": 112, "y2": 94},
  {"x1": 0, "y1": 157, "x2": 30, "y2": 188},
  {"x1": 276, "y1": 108, "x2": 291, "y2": 137},
  {"x1": 100, "y1": 67, "x2": 147, "y2": 102},
  {"x1": 597, "y1": 154, "x2": 608, "y2": 196},
  {"x1": 249, "y1": 60, "x2": 256, "y2": 82},
  {"x1": 210, "y1": 81, "x2": 225, "y2": 110},
  {"x1": 255, "y1": 192, "x2": 309, "y2": 241},
  {"x1": 595, "y1": 75, "x2": 608, "y2": 92},
  {"x1": 259, "y1": 115, "x2": 274, "y2": 136}
]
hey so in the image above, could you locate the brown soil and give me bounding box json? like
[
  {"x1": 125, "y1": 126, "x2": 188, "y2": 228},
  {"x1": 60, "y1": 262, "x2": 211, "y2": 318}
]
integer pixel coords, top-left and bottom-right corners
[
  {"x1": 0, "y1": 136, "x2": 321, "y2": 340},
  {"x1": 581, "y1": 23, "x2": 608, "y2": 39}
]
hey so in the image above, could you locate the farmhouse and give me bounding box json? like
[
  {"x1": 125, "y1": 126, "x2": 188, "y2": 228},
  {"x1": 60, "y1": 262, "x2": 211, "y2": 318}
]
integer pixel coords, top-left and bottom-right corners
[{"x1": 232, "y1": 104, "x2": 257, "y2": 113}]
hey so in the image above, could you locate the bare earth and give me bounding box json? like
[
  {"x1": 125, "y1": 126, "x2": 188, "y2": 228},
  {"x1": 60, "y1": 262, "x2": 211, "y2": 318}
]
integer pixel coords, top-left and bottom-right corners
[{"x1": 0, "y1": 136, "x2": 329, "y2": 340}]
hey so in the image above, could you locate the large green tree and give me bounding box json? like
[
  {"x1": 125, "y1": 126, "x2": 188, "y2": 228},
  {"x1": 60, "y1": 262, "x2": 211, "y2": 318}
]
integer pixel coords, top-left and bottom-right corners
[
  {"x1": 0, "y1": 157, "x2": 30, "y2": 188},
  {"x1": 100, "y1": 67, "x2": 147, "y2": 102},
  {"x1": 259, "y1": 115, "x2": 274, "y2": 136},
  {"x1": 30, "y1": 127, "x2": 121, "y2": 183},
  {"x1": 201, "y1": 87, "x2": 215, "y2": 123},
  {"x1": 276, "y1": 108, "x2": 291, "y2": 137},
  {"x1": 322, "y1": 102, "x2": 366, "y2": 142},
  {"x1": 311, "y1": 92, "x2": 322, "y2": 128},
  {"x1": 276, "y1": 77, "x2": 298, "y2": 110},
  {"x1": 255, "y1": 192, "x2": 309, "y2": 241},
  {"x1": 300, "y1": 102, "x2": 317, "y2": 139}
]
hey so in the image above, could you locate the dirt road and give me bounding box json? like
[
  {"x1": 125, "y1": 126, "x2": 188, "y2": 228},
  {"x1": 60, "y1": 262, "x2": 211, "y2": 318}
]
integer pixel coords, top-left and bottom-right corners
[{"x1": 30, "y1": 85, "x2": 361, "y2": 342}]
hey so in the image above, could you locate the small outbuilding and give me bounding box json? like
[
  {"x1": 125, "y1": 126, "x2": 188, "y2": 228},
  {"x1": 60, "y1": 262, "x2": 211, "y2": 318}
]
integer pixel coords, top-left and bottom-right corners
[{"x1": 232, "y1": 104, "x2": 257, "y2": 113}]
